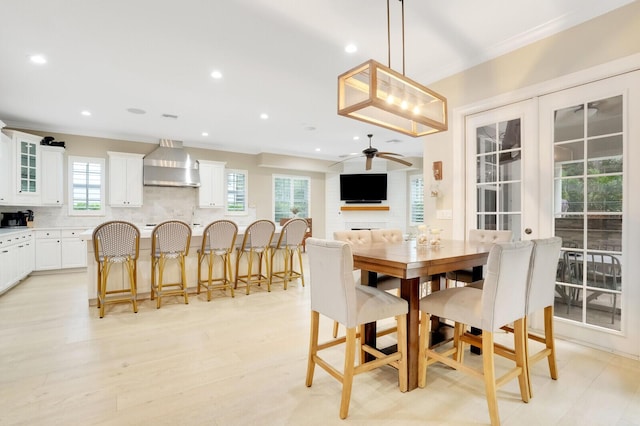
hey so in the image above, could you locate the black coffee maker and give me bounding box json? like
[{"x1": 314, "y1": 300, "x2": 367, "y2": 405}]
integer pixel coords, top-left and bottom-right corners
[{"x1": 1, "y1": 210, "x2": 32, "y2": 227}]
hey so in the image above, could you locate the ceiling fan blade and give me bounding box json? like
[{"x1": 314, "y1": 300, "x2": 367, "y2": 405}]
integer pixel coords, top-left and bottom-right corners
[
  {"x1": 377, "y1": 153, "x2": 412, "y2": 167},
  {"x1": 376, "y1": 151, "x2": 404, "y2": 157},
  {"x1": 329, "y1": 154, "x2": 364, "y2": 168},
  {"x1": 365, "y1": 156, "x2": 372, "y2": 170}
]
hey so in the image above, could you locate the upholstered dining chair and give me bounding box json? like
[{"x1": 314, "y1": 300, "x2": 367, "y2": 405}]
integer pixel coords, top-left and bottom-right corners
[
  {"x1": 235, "y1": 219, "x2": 275, "y2": 294},
  {"x1": 331, "y1": 229, "x2": 402, "y2": 338},
  {"x1": 460, "y1": 237, "x2": 563, "y2": 399},
  {"x1": 92, "y1": 221, "x2": 140, "y2": 318},
  {"x1": 150, "y1": 220, "x2": 192, "y2": 308},
  {"x1": 269, "y1": 218, "x2": 307, "y2": 290},
  {"x1": 197, "y1": 220, "x2": 238, "y2": 301},
  {"x1": 305, "y1": 238, "x2": 408, "y2": 420},
  {"x1": 418, "y1": 240, "x2": 534, "y2": 426},
  {"x1": 446, "y1": 229, "x2": 513, "y2": 287}
]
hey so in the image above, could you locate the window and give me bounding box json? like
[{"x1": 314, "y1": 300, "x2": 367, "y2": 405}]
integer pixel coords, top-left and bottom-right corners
[
  {"x1": 68, "y1": 156, "x2": 105, "y2": 216},
  {"x1": 409, "y1": 174, "x2": 424, "y2": 224},
  {"x1": 273, "y1": 175, "x2": 310, "y2": 223},
  {"x1": 226, "y1": 169, "x2": 248, "y2": 215}
]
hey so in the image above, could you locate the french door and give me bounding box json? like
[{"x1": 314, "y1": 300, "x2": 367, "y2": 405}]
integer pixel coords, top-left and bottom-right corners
[
  {"x1": 465, "y1": 100, "x2": 538, "y2": 241},
  {"x1": 464, "y1": 71, "x2": 639, "y2": 357},
  {"x1": 538, "y1": 71, "x2": 640, "y2": 357}
]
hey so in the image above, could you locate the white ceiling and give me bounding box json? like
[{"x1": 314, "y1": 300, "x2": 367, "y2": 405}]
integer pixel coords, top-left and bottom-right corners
[{"x1": 0, "y1": 0, "x2": 633, "y2": 163}]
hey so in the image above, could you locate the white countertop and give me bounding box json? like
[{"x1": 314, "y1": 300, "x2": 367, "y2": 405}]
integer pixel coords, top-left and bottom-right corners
[
  {"x1": 0, "y1": 227, "x2": 32, "y2": 237},
  {"x1": 79, "y1": 225, "x2": 282, "y2": 240}
]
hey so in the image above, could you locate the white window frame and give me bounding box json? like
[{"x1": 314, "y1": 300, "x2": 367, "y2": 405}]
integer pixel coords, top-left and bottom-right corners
[
  {"x1": 409, "y1": 174, "x2": 424, "y2": 226},
  {"x1": 226, "y1": 169, "x2": 248, "y2": 215},
  {"x1": 68, "y1": 156, "x2": 105, "y2": 216},
  {"x1": 272, "y1": 174, "x2": 310, "y2": 222}
]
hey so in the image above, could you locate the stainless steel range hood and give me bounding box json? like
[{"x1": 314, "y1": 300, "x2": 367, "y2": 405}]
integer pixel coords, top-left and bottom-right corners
[{"x1": 143, "y1": 139, "x2": 200, "y2": 187}]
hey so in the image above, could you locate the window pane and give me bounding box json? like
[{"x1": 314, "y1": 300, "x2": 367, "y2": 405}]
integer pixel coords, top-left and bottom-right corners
[
  {"x1": 69, "y1": 157, "x2": 104, "y2": 215},
  {"x1": 587, "y1": 95, "x2": 622, "y2": 137},
  {"x1": 273, "y1": 175, "x2": 310, "y2": 223},
  {"x1": 554, "y1": 104, "x2": 584, "y2": 142},
  {"x1": 410, "y1": 176, "x2": 424, "y2": 224}
]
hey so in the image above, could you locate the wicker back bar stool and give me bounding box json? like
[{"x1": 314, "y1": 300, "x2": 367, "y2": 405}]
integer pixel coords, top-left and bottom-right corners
[
  {"x1": 150, "y1": 220, "x2": 192, "y2": 308},
  {"x1": 92, "y1": 221, "x2": 140, "y2": 318},
  {"x1": 197, "y1": 220, "x2": 238, "y2": 301}
]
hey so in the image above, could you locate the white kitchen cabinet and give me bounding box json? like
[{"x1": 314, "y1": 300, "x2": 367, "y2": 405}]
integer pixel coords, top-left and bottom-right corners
[
  {"x1": 198, "y1": 160, "x2": 226, "y2": 208},
  {"x1": 35, "y1": 229, "x2": 61, "y2": 271},
  {"x1": 40, "y1": 145, "x2": 65, "y2": 206},
  {"x1": 0, "y1": 230, "x2": 33, "y2": 295},
  {"x1": 108, "y1": 152, "x2": 143, "y2": 207},
  {"x1": 0, "y1": 132, "x2": 12, "y2": 205},
  {"x1": 4, "y1": 130, "x2": 42, "y2": 205},
  {"x1": 61, "y1": 229, "x2": 87, "y2": 268},
  {"x1": 34, "y1": 228, "x2": 87, "y2": 271}
]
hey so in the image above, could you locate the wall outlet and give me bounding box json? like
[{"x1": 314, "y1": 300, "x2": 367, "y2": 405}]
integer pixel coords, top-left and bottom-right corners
[{"x1": 436, "y1": 209, "x2": 453, "y2": 220}]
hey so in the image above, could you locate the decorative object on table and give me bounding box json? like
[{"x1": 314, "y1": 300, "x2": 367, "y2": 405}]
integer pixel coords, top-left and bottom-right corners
[
  {"x1": 416, "y1": 224, "x2": 429, "y2": 246},
  {"x1": 337, "y1": 0, "x2": 447, "y2": 137},
  {"x1": 428, "y1": 227, "x2": 442, "y2": 247}
]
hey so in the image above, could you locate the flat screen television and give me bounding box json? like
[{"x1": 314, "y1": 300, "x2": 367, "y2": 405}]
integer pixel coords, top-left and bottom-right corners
[{"x1": 339, "y1": 173, "x2": 387, "y2": 203}]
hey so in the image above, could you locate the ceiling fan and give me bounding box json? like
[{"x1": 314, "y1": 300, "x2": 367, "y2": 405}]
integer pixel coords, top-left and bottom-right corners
[{"x1": 331, "y1": 134, "x2": 412, "y2": 171}]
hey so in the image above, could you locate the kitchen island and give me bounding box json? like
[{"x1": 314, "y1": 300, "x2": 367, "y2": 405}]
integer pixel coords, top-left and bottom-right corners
[{"x1": 80, "y1": 224, "x2": 282, "y2": 305}]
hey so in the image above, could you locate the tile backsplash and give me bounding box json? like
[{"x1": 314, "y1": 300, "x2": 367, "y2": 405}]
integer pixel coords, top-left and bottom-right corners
[{"x1": 6, "y1": 186, "x2": 256, "y2": 229}]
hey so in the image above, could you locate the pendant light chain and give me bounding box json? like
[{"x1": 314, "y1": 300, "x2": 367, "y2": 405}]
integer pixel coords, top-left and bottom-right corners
[{"x1": 386, "y1": 0, "x2": 407, "y2": 76}]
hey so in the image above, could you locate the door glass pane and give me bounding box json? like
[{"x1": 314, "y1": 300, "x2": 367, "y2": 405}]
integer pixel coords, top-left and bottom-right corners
[
  {"x1": 554, "y1": 104, "x2": 584, "y2": 142},
  {"x1": 587, "y1": 95, "x2": 622, "y2": 137},
  {"x1": 475, "y1": 119, "x2": 522, "y2": 234},
  {"x1": 477, "y1": 214, "x2": 497, "y2": 230},
  {"x1": 476, "y1": 125, "x2": 496, "y2": 154},
  {"x1": 476, "y1": 154, "x2": 496, "y2": 183},
  {"x1": 553, "y1": 94, "x2": 623, "y2": 331}
]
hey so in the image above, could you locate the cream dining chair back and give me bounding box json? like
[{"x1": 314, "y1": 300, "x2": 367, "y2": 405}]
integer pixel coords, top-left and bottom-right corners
[
  {"x1": 305, "y1": 238, "x2": 408, "y2": 419},
  {"x1": 446, "y1": 229, "x2": 513, "y2": 287},
  {"x1": 197, "y1": 220, "x2": 238, "y2": 301},
  {"x1": 269, "y1": 218, "x2": 307, "y2": 290},
  {"x1": 521, "y1": 236, "x2": 562, "y2": 397},
  {"x1": 370, "y1": 228, "x2": 404, "y2": 243},
  {"x1": 235, "y1": 219, "x2": 275, "y2": 294},
  {"x1": 331, "y1": 229, "x2": 401, "y2": 338},
  {"x1": 418, "y1": 240, "x2": 534, "y2": 426}
]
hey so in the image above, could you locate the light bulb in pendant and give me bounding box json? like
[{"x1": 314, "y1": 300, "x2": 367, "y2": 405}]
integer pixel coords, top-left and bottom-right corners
[
  {"x1": 401, "y1": 100, "x2": 408, "y2": 110},
  {"x1": 386, "y1": 94, "x2": 394, "y2": 104},
  {"x1": 412, "y1": 106, "x2": 420, "y2": 115}
]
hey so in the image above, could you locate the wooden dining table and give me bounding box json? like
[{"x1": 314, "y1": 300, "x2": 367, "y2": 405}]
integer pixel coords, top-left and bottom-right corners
[{"x1": 351, "y1": 239, "x2": 492, "y2": 391}]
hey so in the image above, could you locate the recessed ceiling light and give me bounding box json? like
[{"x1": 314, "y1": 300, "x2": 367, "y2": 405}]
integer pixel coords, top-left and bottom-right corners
[
  {"x1": 353, "y1": 136, "x2": 360, "y2": 140},
  {"x1": 345, "y1": 44, "x2": 357, "y2": 53},
  {"x1": 127, "y1": 107, "x2": 146, "y2": 114},
  {"x1": 210, "y1": 70, "x2": 222, "y2": 79},
  {"x1": 29, "y1": 54, "x2": 47, "y2": 65},
  {"x1": 315, "y1": 148, "x2": 321, "y2": 152},
  {"x1": 202, "y1": 132, "x2": 209, "y2": 137},
  {"x1": 260, "y1": 113, "x2": 269, "y2": 120},
  {"x1": 81, "y1": 110, "x2": 91, "y2": 116}
]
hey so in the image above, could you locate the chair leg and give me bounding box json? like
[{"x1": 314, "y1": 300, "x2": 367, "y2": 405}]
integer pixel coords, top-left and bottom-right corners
[
  {"x1": 156, "y1": 256, "x2": 164, "y2": 309},
  {"x1": 481, "y1": 331, "x2": 500, "y2": 426},
  {"x1": 340, "y1": 327, "x2": 357, "y2": 419},
  {"x1": 418, "y1": 311, "x2": 429, "y2": 389},
  {"x1": 226, "y1": 254, "x2": 235, "y2": 297},
  {"x1": 128, "y1": 258, "x2": 138, "y2": 313},
  {"x1": 207, "y1": 254, "x2": 214, "y2": 301},
  {"x1": 513, "y1": 318, "x2": 530, "y2": 403},
  {"x1": 297, "y1": 246, "x2": 305, "y2": 287},
  {"x1": 544, "y1": 306, "x2": 558, "y2": 381},
  {"x1": 332, "y1": 321, "x2": 339, "y2": 338},
  {"x1": 305, "y1": 311, "x2": 319, "y2": 387},
  {"x1": 181, "y1": 254, "x2": 189, "y2": 304}
]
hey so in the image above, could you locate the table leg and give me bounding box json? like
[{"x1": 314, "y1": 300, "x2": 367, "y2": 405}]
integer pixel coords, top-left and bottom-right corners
[{"x1": 400, "y1": 277, "x2": 421, "y2": 391}]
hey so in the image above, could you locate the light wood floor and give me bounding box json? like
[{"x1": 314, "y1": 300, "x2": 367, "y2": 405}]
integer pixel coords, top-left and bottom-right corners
[{"x1": 1, "y1": 259, "x2": 639, "y2": 426}]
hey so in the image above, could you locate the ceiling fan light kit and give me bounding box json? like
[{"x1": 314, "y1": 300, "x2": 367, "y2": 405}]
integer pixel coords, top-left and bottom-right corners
[{"x1": 337, "y1": 0, "x2": 447, "y2": 137}]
